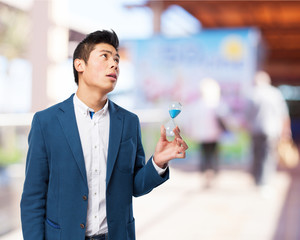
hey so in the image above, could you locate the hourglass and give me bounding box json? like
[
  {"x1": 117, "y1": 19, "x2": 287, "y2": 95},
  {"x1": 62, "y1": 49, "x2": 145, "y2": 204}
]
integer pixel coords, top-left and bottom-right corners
[{"x1": 165, "y1": 102, "x2": 182, "y2": 137}]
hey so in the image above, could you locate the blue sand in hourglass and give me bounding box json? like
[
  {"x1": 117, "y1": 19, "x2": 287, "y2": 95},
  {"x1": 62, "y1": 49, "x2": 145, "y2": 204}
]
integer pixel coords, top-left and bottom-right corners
[
  {"x1": 169, "y1": 109, "x2": 181, "y2": 119},
  {"x1": 165, "y1": 102, "x2": 182, "y2": 137}
]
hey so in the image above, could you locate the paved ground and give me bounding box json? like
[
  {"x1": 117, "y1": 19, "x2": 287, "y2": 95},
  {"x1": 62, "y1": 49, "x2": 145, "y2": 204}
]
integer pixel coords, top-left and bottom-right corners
[
  {"x1": 134, "y1": 167, "x2": 292, "y2": 240},
  {"x1": 1, "y1": 160, "x2": 300, "y2": 240}
]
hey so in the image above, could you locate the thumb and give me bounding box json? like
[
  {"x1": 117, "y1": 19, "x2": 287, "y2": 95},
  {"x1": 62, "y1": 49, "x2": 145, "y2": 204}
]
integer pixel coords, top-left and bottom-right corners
[{"x1": 160, "y1": 125, "x2": 167, "y2": 140}]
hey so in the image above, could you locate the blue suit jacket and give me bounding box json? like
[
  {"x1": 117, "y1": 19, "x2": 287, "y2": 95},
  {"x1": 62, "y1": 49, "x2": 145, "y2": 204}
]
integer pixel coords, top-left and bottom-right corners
[{"x1": 20, "y1": 94, "x2": 169, "y2": 240}]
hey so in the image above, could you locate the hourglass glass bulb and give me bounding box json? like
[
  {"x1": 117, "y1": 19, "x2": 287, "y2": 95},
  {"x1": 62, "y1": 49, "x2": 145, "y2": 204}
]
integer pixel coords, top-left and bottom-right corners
[
  {"x1": 165, "y1": 102, "x2": 182, "y2": 137},
  {"x1": 169, "y1": 102, "x2": 182, "y2": 119}
]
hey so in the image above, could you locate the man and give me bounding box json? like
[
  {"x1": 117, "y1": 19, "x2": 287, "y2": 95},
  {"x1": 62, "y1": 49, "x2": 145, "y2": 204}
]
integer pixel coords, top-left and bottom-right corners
[
  {"x1": 21, "y1": 30, "x2": 188, "y2": 240},
  {"x1": 245, "y1": 71, "x2": 291, "y2": 190}
]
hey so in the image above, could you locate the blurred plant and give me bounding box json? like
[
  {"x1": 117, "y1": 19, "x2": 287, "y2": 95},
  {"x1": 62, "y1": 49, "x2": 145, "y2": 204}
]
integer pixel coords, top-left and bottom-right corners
[
  {"x1": 219, "y1": 130, "x2": 250, "y2": 164},
  {"x1": 0, "y1": 148, "x2": 22, "y2": 167},
  {"x1": 0, "y1": 4, "x2": 30, "y2": 59}
]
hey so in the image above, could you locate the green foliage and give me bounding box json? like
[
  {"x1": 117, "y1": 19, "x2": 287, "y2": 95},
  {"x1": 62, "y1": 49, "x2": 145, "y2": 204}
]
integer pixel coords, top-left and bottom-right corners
[
  {"x1": 0, "y1": 148, "x2": 22, "y2": 167},
  {"x1": 219, "y1": 130, "x2": 250, "y2": 164}
]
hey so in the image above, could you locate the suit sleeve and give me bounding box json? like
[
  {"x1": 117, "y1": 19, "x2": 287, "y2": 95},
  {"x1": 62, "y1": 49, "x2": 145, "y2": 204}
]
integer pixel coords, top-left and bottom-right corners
[
  {"x1": 132, "y1": 117, "x2": 169, "y2": 197},
  {"x1": 20, "y1": 113, "x2": 49, "y2": 239}
]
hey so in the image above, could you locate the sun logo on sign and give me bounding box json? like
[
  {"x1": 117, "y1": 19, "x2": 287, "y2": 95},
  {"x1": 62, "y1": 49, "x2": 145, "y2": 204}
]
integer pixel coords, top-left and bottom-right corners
[{"x1": 221, "y1": 35, "x2": 245, "y2": 62}]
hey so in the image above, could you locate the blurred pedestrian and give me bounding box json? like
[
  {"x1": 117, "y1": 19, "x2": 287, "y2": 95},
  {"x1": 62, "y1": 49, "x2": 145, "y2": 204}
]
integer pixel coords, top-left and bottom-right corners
[
  {"x1": 184, "y1": 78, "x2": 226, "y2": 188},
  {"x1": 245, "y1": 71, "x2": 291, "y2": 193},
  {"x1": 20, "y1": 30, "x2": 188, "y2": 240}
]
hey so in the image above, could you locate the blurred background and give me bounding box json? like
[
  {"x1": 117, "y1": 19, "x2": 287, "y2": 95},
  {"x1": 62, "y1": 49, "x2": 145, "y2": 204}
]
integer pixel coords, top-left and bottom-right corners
[{"x1": 1, "y1": 0, "x2": 300, "y2": 239}]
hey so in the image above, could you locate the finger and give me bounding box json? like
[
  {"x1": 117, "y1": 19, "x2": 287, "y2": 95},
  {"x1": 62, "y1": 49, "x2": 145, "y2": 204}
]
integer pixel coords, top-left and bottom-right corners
[
  {"x1": 173, "y1": 126, "x2": 182, "y2": 139},
  {"x1": 173, "y1": 125, "x2": 180, "y2": 133},
  {"x1": 160, "y1": 125, "x2": 167, "y2": 140},
  {"x1": 176, "y1": 138, "x2": 189, "y2": 150},
  {"x1": 175, "y1": 151, "x2": 186, "y2": 159}
]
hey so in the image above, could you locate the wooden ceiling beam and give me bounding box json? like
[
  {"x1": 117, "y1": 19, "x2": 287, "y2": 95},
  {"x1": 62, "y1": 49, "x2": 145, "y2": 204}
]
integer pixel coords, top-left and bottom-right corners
[
  {"x1": 264, "y1": 35, "x2": 300, "y2": 50},
  {"x1": 264, "y1": 62, "x2": 300, "y2": 86},
  {"x1": 159, "y1": 1, "x2": 300, "y2": 27},
  {"x1": 267, "y1": 50, "x2": 300, "y2": 62}
]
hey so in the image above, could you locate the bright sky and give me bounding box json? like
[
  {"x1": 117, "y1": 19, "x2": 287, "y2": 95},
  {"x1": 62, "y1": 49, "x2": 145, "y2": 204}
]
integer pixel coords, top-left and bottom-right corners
[
  {"x1": 0, "y1": 0, "x2": 200, "y2": 39},
  {"x1": 68, "y1": 0, "x2": 154, "y2": 40},
  {"x1": 0, "y1": 0, "x2": 153, "y2": 39}
]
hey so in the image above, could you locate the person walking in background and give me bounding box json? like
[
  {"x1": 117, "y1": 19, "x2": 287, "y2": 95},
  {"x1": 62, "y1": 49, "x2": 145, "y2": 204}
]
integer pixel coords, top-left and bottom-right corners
[
  {"x1": 245, "y1": 71, "x2": 291, "y2": 194},
  {"x1": 184, "y1": 78, "x2": 226, "y2": 188},
  {"x1": 20, "y1": 30, "x2": 188, "y2": 240}
]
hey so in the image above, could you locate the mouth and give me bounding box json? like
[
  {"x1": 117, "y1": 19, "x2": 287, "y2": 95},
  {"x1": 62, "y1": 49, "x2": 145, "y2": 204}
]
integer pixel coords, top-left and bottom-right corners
[{"x1": 106, "y1": 73, "x2": 118, "y2": 81}]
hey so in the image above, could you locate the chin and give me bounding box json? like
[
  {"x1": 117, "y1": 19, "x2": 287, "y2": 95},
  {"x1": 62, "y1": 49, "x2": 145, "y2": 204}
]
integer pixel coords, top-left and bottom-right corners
[
  {"x1": 104, "y1": 85, "x2": 116, "y2": 94},
  {"x1": 110, "y1": 83, "x2": 117, "y2": 91}
]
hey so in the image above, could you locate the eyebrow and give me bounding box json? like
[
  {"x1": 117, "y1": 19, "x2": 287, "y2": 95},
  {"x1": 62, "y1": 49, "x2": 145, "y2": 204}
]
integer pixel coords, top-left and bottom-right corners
[{"x1": 99, "y1": 49, "x2": 120, "y2": 59}]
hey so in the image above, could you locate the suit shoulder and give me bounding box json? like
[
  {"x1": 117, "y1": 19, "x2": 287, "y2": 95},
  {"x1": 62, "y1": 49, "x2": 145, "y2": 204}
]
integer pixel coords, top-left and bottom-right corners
[
  {"x1": 34, "y1": 95, "x2": 73, "y2": 121},
  {"x1": 35, "y1": 102, "x2": 63, "y2": 117}
]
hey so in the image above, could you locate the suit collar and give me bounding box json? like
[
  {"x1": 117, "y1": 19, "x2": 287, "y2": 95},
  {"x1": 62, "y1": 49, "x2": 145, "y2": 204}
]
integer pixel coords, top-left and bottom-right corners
[
  {"x1": 73, "y1": 93, "x2": 109, "y2": 117},
  {"x1": 57, "y1": 94, "x2": 87, "y2": 185},
  {"x1": 106, "y1": 100, "x2": 123, "y2": 186}
]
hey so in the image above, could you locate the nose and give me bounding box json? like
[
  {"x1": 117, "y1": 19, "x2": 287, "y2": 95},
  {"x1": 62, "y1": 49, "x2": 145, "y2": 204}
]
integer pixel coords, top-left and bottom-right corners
[
  {"x1": 111, "y1": 64, "x2": 118, "y2": 70},
  {"x1": 110, "y1": 59, "x2": 119, "y2": 70}
]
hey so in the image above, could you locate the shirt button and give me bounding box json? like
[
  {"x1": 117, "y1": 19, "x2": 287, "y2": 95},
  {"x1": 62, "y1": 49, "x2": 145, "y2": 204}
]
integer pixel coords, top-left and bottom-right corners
[
  {"x1": 94, "y1": 145, "x2": 97, "y2": 149},
  {"x1": 82, "y1": 195, "x2": 87, "y2": 201},
  {"x1": 94, "y1": 122, "x2": 97, "y2": 126},
  {"x1": 80, "y1": 223, "x2": 85, "y2": 229}
]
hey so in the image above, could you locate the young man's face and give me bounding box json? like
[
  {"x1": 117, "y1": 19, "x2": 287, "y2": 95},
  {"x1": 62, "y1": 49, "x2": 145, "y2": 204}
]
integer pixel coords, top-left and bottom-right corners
[{"x1": 79, "y1": 43, "x2": 120, "y2": 94}]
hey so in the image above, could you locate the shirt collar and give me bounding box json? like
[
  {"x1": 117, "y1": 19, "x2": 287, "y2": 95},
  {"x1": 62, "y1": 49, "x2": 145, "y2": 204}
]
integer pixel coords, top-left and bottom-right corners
[{"x1": 74, "y1": 94, "x2": 109, "y2": 117}]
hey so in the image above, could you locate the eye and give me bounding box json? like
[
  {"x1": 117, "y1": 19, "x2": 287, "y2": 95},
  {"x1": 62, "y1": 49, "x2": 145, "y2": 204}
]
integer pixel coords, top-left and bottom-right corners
[
  {"x1": 101, "y1": 54, "x2": 107, "y2": 59},
  {"x1": 114, "y1": 58, "x2": 120, "y2": 64}
]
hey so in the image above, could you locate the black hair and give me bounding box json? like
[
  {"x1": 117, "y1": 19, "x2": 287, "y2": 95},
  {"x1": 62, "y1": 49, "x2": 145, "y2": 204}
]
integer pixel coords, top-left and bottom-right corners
[{"x1": 73, "y1": 29, "x2": 119, "y2": 85}]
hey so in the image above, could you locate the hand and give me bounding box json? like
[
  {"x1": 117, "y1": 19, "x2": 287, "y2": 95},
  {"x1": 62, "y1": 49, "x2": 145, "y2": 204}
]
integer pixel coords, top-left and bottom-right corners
[{"x1": 153, "y1": 125, "x2": 188, "y2": 168}]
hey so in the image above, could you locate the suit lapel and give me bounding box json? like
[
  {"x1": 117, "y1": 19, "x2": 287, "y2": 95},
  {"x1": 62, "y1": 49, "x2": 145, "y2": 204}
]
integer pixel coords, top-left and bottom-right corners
[
  {"x1": 106, "y1": 100, "x2": 123, "y2": 186},
  {"x1": 57, "y1": 94, "x2": 87, "y2": 185}
]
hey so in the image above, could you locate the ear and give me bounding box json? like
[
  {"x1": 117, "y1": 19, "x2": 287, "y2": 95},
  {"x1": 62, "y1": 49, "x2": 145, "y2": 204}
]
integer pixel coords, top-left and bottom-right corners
[{"x1": 74, "y1": 59, "x2": 85, "y2": 73}]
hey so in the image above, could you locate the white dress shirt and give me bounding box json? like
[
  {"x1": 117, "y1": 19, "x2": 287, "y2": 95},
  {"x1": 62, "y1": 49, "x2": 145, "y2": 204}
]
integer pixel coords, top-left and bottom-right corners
[
  {"x1": 73, "y1": 94, "x2": 166, "y2": 236},
  {"x1": 74, "y1": 95, "x2": 109, "y2": 235}
]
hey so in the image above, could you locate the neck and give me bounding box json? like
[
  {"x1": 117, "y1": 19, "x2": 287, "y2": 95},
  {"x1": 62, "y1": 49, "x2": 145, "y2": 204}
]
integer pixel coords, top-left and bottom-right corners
[{"x1": 76, "y1": 88, "x2": 108, "y2": 112}]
